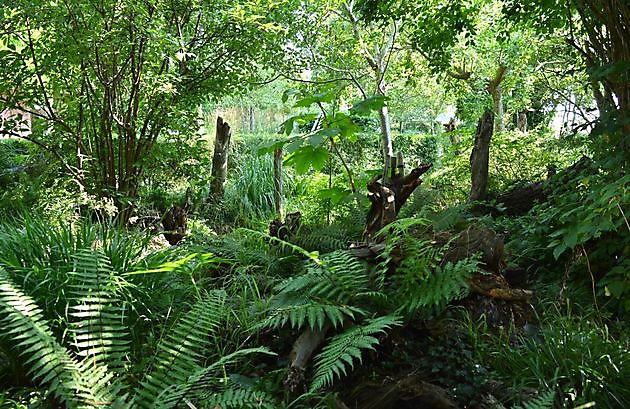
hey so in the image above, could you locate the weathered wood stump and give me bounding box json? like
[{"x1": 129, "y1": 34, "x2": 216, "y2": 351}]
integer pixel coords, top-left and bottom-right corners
[
  {"x1": 210, "y1": 116, "x2": 231, "y2": 199},
  {"x1": 364, "y1": 155, "x2": 432, "y2": 240},
  {"x1": 162, "y1": 204, "x2": 187, "y2": 245}
]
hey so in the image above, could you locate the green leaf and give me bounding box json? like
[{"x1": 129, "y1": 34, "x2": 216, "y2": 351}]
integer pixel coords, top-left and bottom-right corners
[
  {"x1": 350, "y1": 95, "x2": 389, "y2": 115},
  {"x1": 282, "y1": 89, "x2": 300, "y2": 103},
  {"x1": 284, "y1": 146, "x2": 329, "y2": 174},
  {"x1": 294, "y1": 91, "x2": 336, "y2": 107}
]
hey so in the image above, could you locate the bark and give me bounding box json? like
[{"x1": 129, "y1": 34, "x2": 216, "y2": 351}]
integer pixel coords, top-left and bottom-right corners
[
  {"x1": 469, "y1": 110, "x2": 494, "y2": 202},
  {"x1": 486, "y1": 65, "x2": 507, "y2": 133},
  {"x1": 162, "y1": 204, "x2": 187, "y2": 245},
  {"x1": 364, "y1": 160, "x2": 432, "y2": 240},
  {"x1": 379, "y1": 105, "x2": 394, "y2": 182},
  {"x1": 248, "y1": 106, "x2": 255, "y2": 133},
  {"x1": 517, "y1": 111, "x2": 527, "y2": 133},
  {"x1": 285, "y1": 323, "x2": 330, "y2": 393},
  {"x1": 273, "y1": 147, "x2": 283, "y2": 216},
  {"x1": 210, "y1": 116, "x2": 231, "y2": 199}
]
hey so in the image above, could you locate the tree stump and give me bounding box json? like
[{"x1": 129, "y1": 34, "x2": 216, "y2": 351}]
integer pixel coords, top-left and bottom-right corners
[
  {"x1": 211, "y1": 116, "x2": 231, "y2": 199},
  {"x1": 364, "y1": 154, "x2": 432, "y2": 240}
]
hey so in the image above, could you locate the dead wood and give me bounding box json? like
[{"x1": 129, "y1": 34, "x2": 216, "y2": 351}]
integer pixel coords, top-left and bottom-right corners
[
  {"x1": 210, "y1": 116, "x2": 231, "y2": 199},
  {"x1": 469, "y1": 110, "x2": 494, "y2": 202},
  {"x1": 485, "y1": 156, "x2": 594, "y2": 217},
  {"x1": 441, "y1": 224, "x2": 505, "y2": 274},
  {"x1": 285, "y1": 323, "x2": 331, "y2": 393},
  {"x1": 352, "y1": 375, "x2": 457, "y2": 409},
  {"x1": 364, "y1": 158, "x2": 432, "y2": 240},
  {"x1": 162, "y1": 204, "x2": 187, "y2": 245}
]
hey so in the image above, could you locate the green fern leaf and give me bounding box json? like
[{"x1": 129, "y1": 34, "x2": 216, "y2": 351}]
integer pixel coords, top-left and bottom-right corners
[
  {"x1": 514, "y1": 390, "x2": 555, "y2": 409},
  {"x1": 0, "y1": 268, "x2": 116, "y2": 408},
  {"x1": 67, "y1": 250, "x2": 130, "y2": 375},
  {"x1": 151, "y1": 347, "x2": 275, "y2": 408},
  {"x1": 310, "y1": 315, "x2": 401, "y2": 391},
  {"x1": 133, "y1": 291, "x2": 227, "y2": 408}
]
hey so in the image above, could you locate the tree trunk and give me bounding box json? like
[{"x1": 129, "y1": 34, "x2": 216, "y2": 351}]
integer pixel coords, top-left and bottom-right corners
[
  {"x1": 517, "y1": 111, "x2": 527, "y2": 133},
  {"x1": 248, "y1": 106, "x2": 255, "y2": 133},
  {"x1": 364, "y1": 158, "x2": 432, "y2": 240},
  {"x1": 273, "y1": 147, "x2": 283, "y2": 216},
  {"x1": 211, "y1": 116, "x2": 231, "y2": 199},
  {"x1": 490, "y1": 84, "x2": 504, "y2": 133},
  {"x1": 469, "y1": 110, "x2": 494, "y2": 202},
  {"x1": 379, "y1": 105, "x2": 394, "y2": 182},
  {"x1": 486, "y1": 65, "x2": 506, "y2": 134}
]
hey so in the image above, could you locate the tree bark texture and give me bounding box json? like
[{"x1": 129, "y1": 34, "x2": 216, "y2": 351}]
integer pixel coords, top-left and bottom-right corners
[
  {"x1": 211, "y1": 116, "x2": 231, "y2": 199},
  {"x1": 469, "y1": 110, "x2": 494, "y2": 202},
  {"x1": 248, "y1": 106, "x2": 255, "y2": 133},
  {"x1": 486, "y1": 65, "x2": 507, "y2": 134},
  {"x1": 364, "y1": 158, "x2": 432, "y2": 240},
  {"x1": 517, "y1": 111, "x2": 527, "y2": 133},
  {"x1": 273, "y1": 147, "x2": 283, "y2": 216}
]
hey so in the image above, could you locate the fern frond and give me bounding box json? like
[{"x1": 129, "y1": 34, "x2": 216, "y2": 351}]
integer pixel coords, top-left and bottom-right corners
[
  {"x1": 134, "y1": 291, "x2": 227, "y2": 407},
  {"x1": 310, "y1": 315, "x2": 401, "y2": 391},
  {"x1": 260, "y1": 251, "x2": 371, "y2": 331},
  {"x1": 514, "y1": 390, "x2": 556, "y2": 409},
  {"x1": 0, "y1": 268, "x2": 115, "y2": 408},
  {"x1": 68, "y1": 250, "x2": 130, "y2": 375},
  {"x1": 202, "y1": 388, "x2": 276, "y2": 409},
  {"x1": 394, "y1": 258, "x2": 478, "y2": 316},
  {"x1": 151, "y1": 347, "x2": 275, "y2": 408},
  {"x1": 295, "y1": 223, "x2": 353, "y2": 253}
]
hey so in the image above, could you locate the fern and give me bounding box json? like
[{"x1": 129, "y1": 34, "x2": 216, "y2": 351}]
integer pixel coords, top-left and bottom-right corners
[
  {"x1": 68, "y1": 250, "x2": 130, "y2": 375},
  {"x1": 260, "y1": 251, "x2": 373, "y2": 331},
  {"x1": 201, "y1": 388, "x2": 276, "y2": 409},
  {"x1": 310, "y1": 315, "x2": 401, "y2": 391},
  {"x1": 514, "y1": 390, "x2": 556, "y2": 409},
  {"x1": 133, "y1": 291, "x2": 227, "y2": 407},
  {"x1": 295, "y1": 223, "x2": 354, "y2": 253},
  {"x1": 152, "y1": 347, "x2": 275, "y2": 408},
  {"x1": 0, "y1": 268, "x2": 116, "y2": 408},
  {"x1": 394, "y1": 258, "x2": 479, "y2": 315}
]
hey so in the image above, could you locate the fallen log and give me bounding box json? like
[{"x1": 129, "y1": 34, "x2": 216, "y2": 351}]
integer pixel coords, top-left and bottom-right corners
[
  {"x1": 487, "y1": 156, "x2": 594, "y2": 217},
  {"x1": 285, "y1": 323, "x2": 331, "y2": 393}
]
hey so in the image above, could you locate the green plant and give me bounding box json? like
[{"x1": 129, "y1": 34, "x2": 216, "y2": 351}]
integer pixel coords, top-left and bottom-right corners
[
  {"x1": 377, "y1": 218, "x2": 480, "y2": 316},
  {"x1": 487, "y1": 305, "x2": 629, "y2": 408},
  {"x1": 0, "y1": 252, "x2": 275, "y2": 408},
  {"x1": 513, "y1": 390, "x2": 556, "y2": 409},
  {"x1": 310, "y1": 314, "x2": 401, "y2": 391}
]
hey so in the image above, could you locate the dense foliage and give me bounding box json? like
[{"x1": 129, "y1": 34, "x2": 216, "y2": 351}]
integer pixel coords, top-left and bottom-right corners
[{"x1": 0, "y1": 0, "x2": 627, "y2": 408}]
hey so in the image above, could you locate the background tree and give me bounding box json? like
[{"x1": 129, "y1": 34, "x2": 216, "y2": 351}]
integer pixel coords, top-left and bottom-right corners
[{"x1": 0, "y1": 0, "x2": 297, "y2": 219}]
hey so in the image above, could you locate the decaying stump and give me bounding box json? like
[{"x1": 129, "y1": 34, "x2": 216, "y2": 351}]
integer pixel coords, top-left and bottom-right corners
[
  {"x1": 364, "y1": 153, "x2": 432, "y2": 240},
  {"x1": 269, "y1": 211, "x2": 301, "y2": 241},
  {"x1": 441, "y1": 224, "x2": 505, "y2": 274},
  {"x1": 210, "y1": 116, "x2": 231, "y2": 199},
  {"x1": 162, "y1": 204, "x2": 188, "y2": 245},
  {"x1": 285, "y1": 323, "x2": 331, "y2": 393}
]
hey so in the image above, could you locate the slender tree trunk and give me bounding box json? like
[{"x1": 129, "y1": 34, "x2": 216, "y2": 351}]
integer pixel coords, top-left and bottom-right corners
[
  {"x1": 379, "y1": 104, "x2": 394, "y2": 182},
  {"x1": 211, "y1": 116, "x2": 231, "y2": 199},
  {"x1": 273, "y1": 147, "x2": 283, "y2": 216},
  {"x1": 490, "y1": 84, "x2": 504, "y2": 133},
  {"x1": 248, "y1": 106, "x2": 255, "y2": 133},
  {"x1": 517, "y1": 111, "x2": 527, "y2": 133},
  {"x1": 486, "y1": 65, "x2": 507, "y2": 134},
  {"x1": 469, "y1": 110, "x2": 494, "y2": 202}
]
